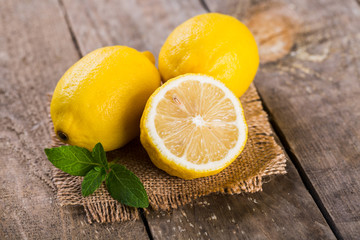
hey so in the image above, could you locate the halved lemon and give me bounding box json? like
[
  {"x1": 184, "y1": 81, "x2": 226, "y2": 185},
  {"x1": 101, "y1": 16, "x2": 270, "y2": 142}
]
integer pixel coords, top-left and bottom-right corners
[{"x1": 140, "y1": 74, "x2": 248, "y2": 179}]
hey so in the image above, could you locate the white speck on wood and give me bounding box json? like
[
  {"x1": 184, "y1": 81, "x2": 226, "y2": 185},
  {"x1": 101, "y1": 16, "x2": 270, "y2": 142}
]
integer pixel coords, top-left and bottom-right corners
[
  {"x1": 181, "y1": 210, "x2": 187, "y2": 217},
  {"x1": 178, "y1": 226, "x2": 186, "y2": 232},
  {"x1": 296, "y1": 43, "x2": 331, "y2": 62},
  {"x1": 207, "y1": 213, "x2": 217, "y2": 220}
]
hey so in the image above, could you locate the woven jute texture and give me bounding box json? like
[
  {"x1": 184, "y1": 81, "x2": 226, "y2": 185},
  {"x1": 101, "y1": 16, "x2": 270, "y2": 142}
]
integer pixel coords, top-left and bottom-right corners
[{"x1": 48, "y1": 84, "x2": 287, "y2": 223}]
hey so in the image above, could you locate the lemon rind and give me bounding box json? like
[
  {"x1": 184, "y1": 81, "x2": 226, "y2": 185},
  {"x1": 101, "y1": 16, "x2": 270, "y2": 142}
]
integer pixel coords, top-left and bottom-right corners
[{"x1": 141, "y1": 74, "x2": 248, "y2": 179}]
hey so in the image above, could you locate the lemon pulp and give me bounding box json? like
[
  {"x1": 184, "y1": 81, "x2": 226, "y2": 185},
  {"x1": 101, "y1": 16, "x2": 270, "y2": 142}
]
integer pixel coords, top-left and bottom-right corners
[{"x1": 141, "y1": 74, "x2": 248, "y2": 179}]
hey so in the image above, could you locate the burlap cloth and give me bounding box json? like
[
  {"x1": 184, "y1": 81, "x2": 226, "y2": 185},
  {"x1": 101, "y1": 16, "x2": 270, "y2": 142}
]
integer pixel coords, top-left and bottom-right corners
[{"x1": 48, "y1": 84, "x2": 287, "y2": 223}]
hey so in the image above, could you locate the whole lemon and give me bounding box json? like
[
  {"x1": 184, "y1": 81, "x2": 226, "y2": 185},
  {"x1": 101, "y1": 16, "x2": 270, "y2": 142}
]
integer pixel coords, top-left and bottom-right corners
[
  {"x1": 50, "y1": 46, "x2": 161, "y2": 151},
  {"x1": 159, "y1": 13, "x2": 259, "y2": 97}
]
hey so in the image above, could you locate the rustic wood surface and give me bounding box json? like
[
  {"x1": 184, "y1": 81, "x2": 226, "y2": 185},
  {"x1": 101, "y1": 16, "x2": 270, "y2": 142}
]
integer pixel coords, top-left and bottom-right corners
[
  {"x1": 146, "y1": 158, "x2": 335, "y2": 240},
  {"x1": 60, "y1": 0, "x2": 336, "y2": 239},
  {"x1": 0, "y1": 0, "x2": 148, "y2": 239},
  {"x1": 205, "y1": 0, "x2": 360, "y2": 239},
  {"x1": 0, "y1": 0, "x2": 358, "y2": 239}
]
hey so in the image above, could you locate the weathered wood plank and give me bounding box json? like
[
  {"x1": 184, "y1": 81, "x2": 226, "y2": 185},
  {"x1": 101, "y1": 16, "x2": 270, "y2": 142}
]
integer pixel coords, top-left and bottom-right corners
[
  {"x1": 206, "y1": 0, "x2": 360, "y2": 238},
  {"x1": 0, "y1": 0, "x2": 148, "y2": 239},
  {"x1": 61, "y1": 0, "x2": 336, "y2": 239},
  {"x1": 61, "y1": 0, "x2": 206, "y2": 57},
  {"x1": 146, "y1": 158, "x2": 335, "y2": 240}
]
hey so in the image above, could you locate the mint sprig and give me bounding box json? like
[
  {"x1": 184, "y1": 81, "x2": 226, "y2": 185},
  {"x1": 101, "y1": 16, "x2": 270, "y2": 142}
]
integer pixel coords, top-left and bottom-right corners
[
  {"x1": 81, "y1": 167, "x2": 107, "y2": 196},
  {"x1": 44, "y1": 143, "x2": 149, "y2": 208},
  {"x1": 44, "y1": 145, "x2": 98, "y2": 176},
  {"x1": 106, "y1": 164, "x2": 149, "y2": 208},
  {"x1": 91, "y1": 143, "x2": 109, "y2": 170}
]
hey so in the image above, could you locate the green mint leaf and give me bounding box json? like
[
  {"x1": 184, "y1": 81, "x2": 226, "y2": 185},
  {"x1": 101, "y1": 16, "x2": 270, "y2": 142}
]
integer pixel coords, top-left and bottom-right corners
[
  {"x1": 81, "y1": 167, "x2": 107, "y2": 196},
  {"x1": 44, "y1": 145, "x2": 99, "y2": 176},
  {"x1": 92, "y1": 143, "x2": 109, "y2": 170},
  {"x1": 106, "y1": 164, "x2": 149, "y2": 208},
  {"x1": 94, "y1": 166, "x2": 102, "y2": 172}
]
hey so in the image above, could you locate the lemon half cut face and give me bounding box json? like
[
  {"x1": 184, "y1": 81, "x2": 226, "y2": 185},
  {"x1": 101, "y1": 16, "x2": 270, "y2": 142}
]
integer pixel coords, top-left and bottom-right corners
[{"x1": 140, "y1": 74, "x2": 248, "y2": 179}]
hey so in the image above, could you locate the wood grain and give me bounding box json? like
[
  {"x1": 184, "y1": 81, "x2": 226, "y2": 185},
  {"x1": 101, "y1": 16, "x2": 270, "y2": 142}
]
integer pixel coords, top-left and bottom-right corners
[
  {"x1": 206, "y1": 0, "x2": 360, "y2": 239},
  {"x1": 61, "y1": 0, "x2": 206, "y2": 58},
  {"x1": 61, "y1": 0, "x2": 336, "y2": 239},
  {"x1": 146, "y1": 158, "x2": 335, "y2": 240},
  {"x1": 0, "y1": 0, "x2": 147, "y2": 239}
]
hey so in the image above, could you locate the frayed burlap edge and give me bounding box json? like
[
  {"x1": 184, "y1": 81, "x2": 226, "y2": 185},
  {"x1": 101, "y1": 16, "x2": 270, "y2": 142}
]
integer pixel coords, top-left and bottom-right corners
[{"x1": 47, "y1": 84, "x2": 287, "y2": 223}]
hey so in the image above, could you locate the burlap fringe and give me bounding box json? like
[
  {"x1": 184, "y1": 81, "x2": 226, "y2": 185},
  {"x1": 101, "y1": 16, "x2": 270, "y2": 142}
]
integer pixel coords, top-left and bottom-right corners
[
  {"x1": 84, "y1": 201, "x2": 139, "y2": 223},
  {"x1": 47, "y1": 84, "x2": 287, "y2": 223}
]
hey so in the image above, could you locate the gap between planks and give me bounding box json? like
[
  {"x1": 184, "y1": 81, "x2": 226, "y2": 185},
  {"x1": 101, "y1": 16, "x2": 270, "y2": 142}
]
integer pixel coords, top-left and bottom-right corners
[
  {"x1": 53, "y1": 1, "x2": 339, "y2": 239},
  {"x1": 201, "y1": 0, "x2": 343, "y2": 239},
  {"x1": 57, "y1": 0, "x2": 82, "y2": 58},
  {"x1": 212, "y1": 0, "x2": 350, "y2": 238},
  {"x1": 258, "y1": 93, "x2": 343, "y2": 240},
  {"x1": 53, "y1": 1, "x2": 211, "y2": 239},
  {"x1": 56, "y1": 0, "x2": 154, "y2": 238}
]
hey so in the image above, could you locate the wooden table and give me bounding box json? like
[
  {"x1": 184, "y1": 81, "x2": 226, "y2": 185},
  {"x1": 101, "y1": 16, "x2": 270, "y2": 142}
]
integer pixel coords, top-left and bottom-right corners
[{"x1": 1, "y1": 0, "x2": 359, "y2": 239}]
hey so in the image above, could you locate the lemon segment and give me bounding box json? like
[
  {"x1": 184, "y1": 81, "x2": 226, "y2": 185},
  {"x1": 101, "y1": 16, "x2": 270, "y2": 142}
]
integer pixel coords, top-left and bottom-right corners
[{"x1": 140, "y1": 74, "x2": 248, "y2": 179}]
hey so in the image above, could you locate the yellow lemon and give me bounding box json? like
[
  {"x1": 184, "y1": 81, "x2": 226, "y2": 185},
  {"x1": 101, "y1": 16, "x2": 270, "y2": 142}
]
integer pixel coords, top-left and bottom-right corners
[
  {"x1": 140, "y1": 74, "x2": 248, "y2": 179},
  {"x1": 159, "y1": 13, "x2": 259, "y2": 97},
  {"x1": 51, "y1": 46, "x2": 161, "y2": 151}
]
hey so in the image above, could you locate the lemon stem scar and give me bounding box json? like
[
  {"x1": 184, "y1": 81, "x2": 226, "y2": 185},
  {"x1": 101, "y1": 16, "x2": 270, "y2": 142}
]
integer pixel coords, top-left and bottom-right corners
[{"x1": 57, "y1": 131, "x2": 68, "y2": 141}]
